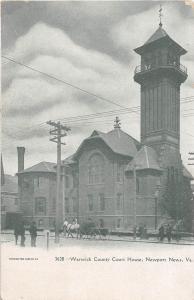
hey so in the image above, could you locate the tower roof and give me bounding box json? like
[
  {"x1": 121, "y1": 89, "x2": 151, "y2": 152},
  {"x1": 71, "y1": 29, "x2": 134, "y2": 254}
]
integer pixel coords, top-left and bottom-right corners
[
  {"x1": 144, "y1": 26, "x2": 168, "y2": 45},
  {"x1": 134, "y1": 26, "x2": 187, "y2": 55}
]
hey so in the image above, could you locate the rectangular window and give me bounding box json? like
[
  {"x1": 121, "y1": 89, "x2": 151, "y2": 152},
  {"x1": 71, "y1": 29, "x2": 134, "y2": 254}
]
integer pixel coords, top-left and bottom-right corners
[
  {"x1": 35, "y1": 197, "x2": 46, "y2": 215},
  {"x1": 116, "y1": 163, "x2": 122, "y2": 182},
  {"x1": 14, "y1": 198, "x2": 19, "y2": 205},
  {"x1": 136, "y1": 178, "x2": 140, "y2": 194},
  {"x1": 88, "y1": 194, "x2": 93, "y2": 211},
  {"x1": 116, "y1": 193, "x2": 122, "y2": 210},
  {"x1": 99, "y1": 193, "x2": 105, "y2": 211},
  {"x1": 34, "y1": 176, "x2": 45, "y2": 189},
  {"x1": 53, "y1": 198, "x2": 56, "y2": 211},
  {"x1": 72, "y1": 174, "x2": 76, "y2": 187},
  {"x1": 34, "y1": 176, "x2": 40, "y2": 187},
  {"x1": 65, "y1": 175, "x2": 70, "y2": 188},
  {"x1": 23, "y1": 178, "x2": 30, "y2": 189},
  {"x1": 72, "y1": 197, "x2": 77, "y2": 213},
  {"x1": 65, "y1": 197, "x2": 69, "y2": 213},
  {"x1": 117, "y1": 219, "x2": 121, "y2": 228}
]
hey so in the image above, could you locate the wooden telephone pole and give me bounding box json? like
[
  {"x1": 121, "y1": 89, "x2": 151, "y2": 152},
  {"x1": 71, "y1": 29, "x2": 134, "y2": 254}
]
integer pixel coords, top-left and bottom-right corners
[{"x1": 47, "y1": 121, "x2": 70, "y2": 243}]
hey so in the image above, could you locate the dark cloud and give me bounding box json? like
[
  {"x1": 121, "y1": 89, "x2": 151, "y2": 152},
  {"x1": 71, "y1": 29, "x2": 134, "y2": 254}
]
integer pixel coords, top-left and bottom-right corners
[{"x1": 1, "y1": 1, "x2": 158, "y2": 63}]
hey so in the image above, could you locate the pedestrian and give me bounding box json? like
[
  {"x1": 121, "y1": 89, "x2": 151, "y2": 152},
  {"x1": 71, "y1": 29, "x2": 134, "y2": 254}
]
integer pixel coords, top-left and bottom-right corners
[
  {"x1": 166, "y1": 224, "x2": 172, "y2": 242},
  {"x1": 133, "y1": 225, "x2": 137, "y2": 239},
  {"x1": 142, "y1": 224, "x2": 148, "y2": 239},
  {"x1": 29, "y1": 221, "x2": 37, "y2": 247},
  {"x1": 14, "y1": 221, "x2": 20, "y2": 245},
  {"x1": 138, "y1": 224, "x2": 143, "y2": 239},
  {"x1": 158, "y1": 225, "x2": 165, "y2": 242},
  {"x1": 63, "y1": 218, "x2": 68, "y2": 237},
  {"x1": 20, "y1": 221, "x2": 26, "y2": 247},
  {"x1": 174, "y1": 224, "x2": 181, "y2": 243}
]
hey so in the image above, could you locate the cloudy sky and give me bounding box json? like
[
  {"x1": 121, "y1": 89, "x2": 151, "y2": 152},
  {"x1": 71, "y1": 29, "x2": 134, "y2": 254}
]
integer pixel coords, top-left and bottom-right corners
[{"x1": 1, "y1": 1, "x2": 194, "y2": 176}]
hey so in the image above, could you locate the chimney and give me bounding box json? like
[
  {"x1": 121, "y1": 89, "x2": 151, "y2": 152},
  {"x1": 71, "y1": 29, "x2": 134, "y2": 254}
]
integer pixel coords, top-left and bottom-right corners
[{"x1": 17, "y1": 147, "x2": 25, "y2": 172}]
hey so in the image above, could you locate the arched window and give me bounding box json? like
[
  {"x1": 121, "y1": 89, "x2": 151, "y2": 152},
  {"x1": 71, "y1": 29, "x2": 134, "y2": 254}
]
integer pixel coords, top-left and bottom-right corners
[{"x1": 88, "y1": 154, "x2": 104, "y2": 184}]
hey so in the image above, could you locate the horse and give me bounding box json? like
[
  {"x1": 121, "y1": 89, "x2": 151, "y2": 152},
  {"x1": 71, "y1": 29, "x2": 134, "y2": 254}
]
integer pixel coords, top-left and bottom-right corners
[{"x1": 66, "y1": 221, "x2": 80, "y2": 239}]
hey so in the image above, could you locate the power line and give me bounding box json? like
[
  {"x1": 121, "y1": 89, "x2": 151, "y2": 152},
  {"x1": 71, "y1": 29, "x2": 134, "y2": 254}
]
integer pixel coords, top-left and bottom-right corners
[
  {"x1": 2, "y1": 97, "x2": 194, "y2": 142},
  {"x1": 2, "y1": 55, "x2": 194, "y2": 118},
  {"x1": 2, "y1": 55, "x2": 127, "y2": 109},
  {"x1": 2, "y1": 55, "x2": 194, "y2": 141}
]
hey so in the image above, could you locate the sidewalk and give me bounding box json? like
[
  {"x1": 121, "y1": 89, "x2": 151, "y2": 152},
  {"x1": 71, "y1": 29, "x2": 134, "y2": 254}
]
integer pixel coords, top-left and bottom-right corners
[{"x1": 1, "y1": 230, "x2": 194, "y2": 246}]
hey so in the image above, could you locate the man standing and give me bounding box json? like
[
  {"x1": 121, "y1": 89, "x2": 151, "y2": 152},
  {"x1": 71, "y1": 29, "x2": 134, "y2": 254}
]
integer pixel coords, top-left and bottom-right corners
[
  {"x1": 166, "y1": 224, "x2": 172, "y2": 242},
  {"x1": 29, "y1": 221, "x2": 37, "y2": 247},
  {"x1": 14, "y1": 221, "x2": 20, "y2": 245},
  {"x1": 158, "y1": 225, "x2": 165, "y2": 242},
  {"x1": 63, "y1": 219, "x2": 68, "y2": 237},
  {"x1": 20, "y1": 221, "x2": 26, "y2": 247}
]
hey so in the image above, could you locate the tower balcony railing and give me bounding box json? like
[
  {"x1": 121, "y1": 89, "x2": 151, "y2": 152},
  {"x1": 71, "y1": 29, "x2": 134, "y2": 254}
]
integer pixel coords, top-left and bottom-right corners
[{"x1": 134, "y1": 62, "x2": 187, "y2": 76}]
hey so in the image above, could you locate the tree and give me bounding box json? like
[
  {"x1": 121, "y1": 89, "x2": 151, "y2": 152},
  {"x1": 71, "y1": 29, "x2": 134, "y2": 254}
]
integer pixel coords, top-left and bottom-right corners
[
  {"x1": 162, "y1": 166, "x2": 193, "y2": 231},
  {"x1": 181, "y1": 177, "x2": 193, "y2": 232}
]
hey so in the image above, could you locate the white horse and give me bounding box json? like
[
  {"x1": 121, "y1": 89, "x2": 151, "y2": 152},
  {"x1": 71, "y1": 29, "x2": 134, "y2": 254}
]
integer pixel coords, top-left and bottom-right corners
[{"x1": 66, "y1": 221, "x2": 80, "y2": 238}]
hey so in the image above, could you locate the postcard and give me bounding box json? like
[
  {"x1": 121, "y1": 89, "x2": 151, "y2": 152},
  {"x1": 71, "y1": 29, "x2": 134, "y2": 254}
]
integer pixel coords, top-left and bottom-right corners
[{"x1": 1, "y1": 1, "x2": 194, "y2": 300}]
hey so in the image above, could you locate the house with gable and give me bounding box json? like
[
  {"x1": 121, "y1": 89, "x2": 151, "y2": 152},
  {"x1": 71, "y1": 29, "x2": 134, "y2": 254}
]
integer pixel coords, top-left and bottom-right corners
[
  {"x1": 17, "y1": 21, "x2": 193, "y2": 232},
  {"x1": 62, "y1": 23, "x2": 193, "y2": 232}
]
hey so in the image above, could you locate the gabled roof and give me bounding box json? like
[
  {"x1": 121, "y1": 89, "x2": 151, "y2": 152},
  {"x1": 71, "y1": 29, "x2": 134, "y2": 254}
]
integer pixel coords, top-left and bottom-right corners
[
  {"x1": 1, "y1": 174, "x2": 18, "y2": 194},
  {"x1": 74, "y1": 128, "x2": 140, "y2": 158},
  {"x1": 125, "y1": 145, "x2": 161, "y2": 172},
  {"x1": 183, "y1": 166, "x2": 194, "y2": 180},
  {"x1": 145, "y1": 26, "x2": 168, "y2": 44},
  {"x1": 17, "y1": 161, "x2": 56, "y2": 174}
]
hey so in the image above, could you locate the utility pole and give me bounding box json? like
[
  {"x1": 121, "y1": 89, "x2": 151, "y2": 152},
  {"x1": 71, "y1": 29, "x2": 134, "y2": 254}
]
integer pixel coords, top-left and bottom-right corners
[
  {"x1": 188, "y1": 152, "x2": 194, "y2": 166},
  {"x1": 47, "y1": 120, "x2": 70, "y2": 243},
  {"x1": 133, "y1": 164, "x2": 137, "y2": 231},
  {"x1": 133, "y1": 163, "x2": 142, "y2": 237}
]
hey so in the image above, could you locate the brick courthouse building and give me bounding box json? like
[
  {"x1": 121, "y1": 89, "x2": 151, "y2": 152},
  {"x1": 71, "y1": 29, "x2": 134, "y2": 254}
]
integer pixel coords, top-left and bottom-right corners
[{"x1": 17, "y1": 24, "x2": 193, "y2": 231}]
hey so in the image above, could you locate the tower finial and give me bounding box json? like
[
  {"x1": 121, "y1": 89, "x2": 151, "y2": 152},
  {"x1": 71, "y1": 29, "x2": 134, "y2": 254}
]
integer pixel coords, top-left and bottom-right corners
[
  {"x1": 114, "y1": 116, "x2": 121, "y2": 129},
  {"x1": 159, "y1": 4, "x2": 163, "y2": 27}
]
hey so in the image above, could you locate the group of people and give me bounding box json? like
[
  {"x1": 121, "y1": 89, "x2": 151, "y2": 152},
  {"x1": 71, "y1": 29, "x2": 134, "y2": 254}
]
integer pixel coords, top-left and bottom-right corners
[
  {"x1": 159, "y1": 224, "x2": 181, "y2": 242},
  {"x1": 133, "y1": 223, "x2": 179, "y2": 243},
  {"x1": 133, "y1": 224, "x2": 148, "y2": 239},
  {"x1": 158, "y1": 224, "x2": 173, "y2": 242},
  {"x1": 14, "y1": 220, "x2": 37, "y2": 247}
]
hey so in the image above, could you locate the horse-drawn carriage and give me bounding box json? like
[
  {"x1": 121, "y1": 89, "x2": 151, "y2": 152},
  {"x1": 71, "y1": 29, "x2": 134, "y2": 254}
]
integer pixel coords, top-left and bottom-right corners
[{"x1": 64, "y1": 220, "x2": 109, "y2": 240}]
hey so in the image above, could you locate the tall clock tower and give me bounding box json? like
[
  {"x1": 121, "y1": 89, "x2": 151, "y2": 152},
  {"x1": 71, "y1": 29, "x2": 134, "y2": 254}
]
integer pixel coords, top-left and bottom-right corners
[{"x1": 134, "y1": 24, "x2": 187, "y2": 164}]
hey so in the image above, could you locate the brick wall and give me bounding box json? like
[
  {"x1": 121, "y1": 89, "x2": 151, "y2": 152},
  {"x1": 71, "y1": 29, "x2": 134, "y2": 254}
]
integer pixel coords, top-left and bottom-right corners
[{"x1": 18, "y1": 172, "x2": 57, "y2": 228}]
